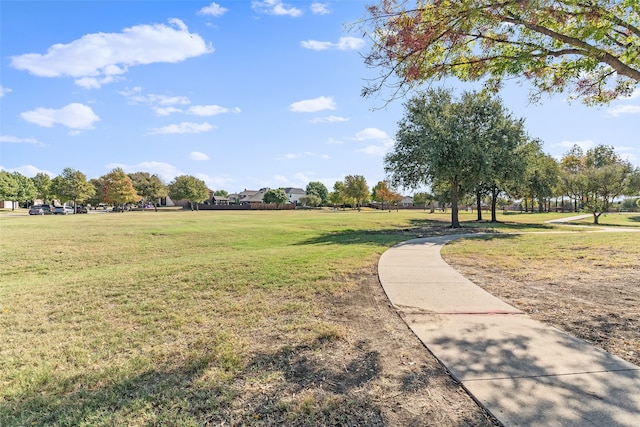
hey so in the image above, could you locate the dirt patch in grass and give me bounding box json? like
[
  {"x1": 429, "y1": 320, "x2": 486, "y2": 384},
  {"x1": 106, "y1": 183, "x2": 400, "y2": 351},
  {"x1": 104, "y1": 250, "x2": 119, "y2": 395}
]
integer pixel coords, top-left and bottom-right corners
[
  {"x1": 442, "y1": 241, "x2": 640, "y2": 367},
  {"x1": 221, "y1": 266, "x2": 498, "y2": 426}
]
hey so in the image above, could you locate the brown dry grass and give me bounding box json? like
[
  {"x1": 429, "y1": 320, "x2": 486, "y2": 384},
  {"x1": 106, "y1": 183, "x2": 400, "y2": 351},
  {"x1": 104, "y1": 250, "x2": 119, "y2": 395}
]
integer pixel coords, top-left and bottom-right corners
[{"x1": 441, "y1": 232, "x2": 640, "y2": 366}]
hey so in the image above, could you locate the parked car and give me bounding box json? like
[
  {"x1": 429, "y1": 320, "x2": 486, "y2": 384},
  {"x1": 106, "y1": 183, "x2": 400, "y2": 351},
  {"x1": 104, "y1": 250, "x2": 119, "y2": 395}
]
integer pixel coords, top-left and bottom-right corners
[
  {"x1": 29, "y1": 204, "x2": 52, "y2": 215},
  {"x1": 53, "y1": 205, "x2": 75, "y2": 215},
  {"x1": 75, "y1": 205, "x2": 88, "y2": 214}
]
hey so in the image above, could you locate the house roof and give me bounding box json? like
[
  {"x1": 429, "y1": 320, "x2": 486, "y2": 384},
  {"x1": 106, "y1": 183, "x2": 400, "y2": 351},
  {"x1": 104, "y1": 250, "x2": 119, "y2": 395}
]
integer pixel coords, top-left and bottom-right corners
[{"x1": 283, "y1": 187, "x2": 305, "y2": 195}]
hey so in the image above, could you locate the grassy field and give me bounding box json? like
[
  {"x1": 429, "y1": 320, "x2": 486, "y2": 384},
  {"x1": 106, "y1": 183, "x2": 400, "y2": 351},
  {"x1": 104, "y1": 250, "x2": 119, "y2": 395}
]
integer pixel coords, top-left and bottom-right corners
[{"x1": 1, "y1": 208, "x2": 638, "y2": 425}]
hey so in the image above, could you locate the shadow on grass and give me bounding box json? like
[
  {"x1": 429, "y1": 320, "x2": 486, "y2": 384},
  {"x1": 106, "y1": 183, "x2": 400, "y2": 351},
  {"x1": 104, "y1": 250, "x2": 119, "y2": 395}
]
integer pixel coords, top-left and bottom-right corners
[
  {"x1": 0, "y1": 357, "x2": 233, "y2": 426},
  {"x1": 295, "y1": 223, "x2": 485, "y2": 247},
  {"x1": 0, "y1": 336, "x2": 386, "y2": 426},
  {"x1": 295, "y1": 218, "x2": 556, "y2": 248}
]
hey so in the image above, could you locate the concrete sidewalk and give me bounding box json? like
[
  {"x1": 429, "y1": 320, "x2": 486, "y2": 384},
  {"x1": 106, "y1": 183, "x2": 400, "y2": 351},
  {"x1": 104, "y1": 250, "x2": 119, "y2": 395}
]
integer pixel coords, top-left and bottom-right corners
[{"x1": 378, "y1": 235, "x2": 640, "y2": 426}]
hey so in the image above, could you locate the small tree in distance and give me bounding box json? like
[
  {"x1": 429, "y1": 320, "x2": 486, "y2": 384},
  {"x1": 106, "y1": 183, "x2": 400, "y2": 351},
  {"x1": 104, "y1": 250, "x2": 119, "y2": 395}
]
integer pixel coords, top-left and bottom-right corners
[
  {"x1": 305, "y1": 181, "x2": 329, "y2": 206},
  {"x1": 101, "y1": 168, "x2": 140, "y2": 211},
  {"x1": 168, "y1": 175, "x2": 209, "y2": 211},
  {"x1": 51, "y1": 167, "x2": 95, "y2": 212},
  {"x1": 344, "y1": 175, "x2": 370, "y2": 211},
  {"x1": 263, "y1": 189, "x2": 288, "y2": 207},
  {"x1": 129, "y1": 172, "x2": 167, "y2": 211},
  {"x1": 299, "y1": 194, "x2": 322, "y2": 207}
]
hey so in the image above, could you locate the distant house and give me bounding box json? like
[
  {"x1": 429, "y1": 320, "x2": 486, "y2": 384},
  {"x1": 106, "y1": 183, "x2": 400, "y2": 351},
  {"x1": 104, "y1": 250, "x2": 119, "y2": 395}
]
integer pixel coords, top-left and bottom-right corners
[
  {"x1": 205, "y1": 190, "x2": 230, "y2": 205},
  {"x1": 0, "y1": 200, "x2": 16, "y2": 209},
  {"x1": 283, "y1": 187, "x2": 306, "y2": 205},
  {"x1": 228, "y1": 188, "x2": 269, "y2": 205},
  {"x1": 400, "y1": 196, "x2": 414, "y2": 207}
]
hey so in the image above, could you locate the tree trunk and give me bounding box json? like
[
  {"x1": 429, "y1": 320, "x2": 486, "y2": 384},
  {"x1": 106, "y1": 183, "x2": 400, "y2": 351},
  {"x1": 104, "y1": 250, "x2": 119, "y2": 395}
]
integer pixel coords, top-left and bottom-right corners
[
  {"x1": 450, "y1": 179, "x2": 460, "y2": 228},
  {"x1": 476, "y1": 189, "x2": 482, "y2": 221},
  {"x1": 490, "y1": 186, "x2": 498, "y2": 222},
  {"x1": 593, "y1": 212, "x2": 600, "y2": 224}
]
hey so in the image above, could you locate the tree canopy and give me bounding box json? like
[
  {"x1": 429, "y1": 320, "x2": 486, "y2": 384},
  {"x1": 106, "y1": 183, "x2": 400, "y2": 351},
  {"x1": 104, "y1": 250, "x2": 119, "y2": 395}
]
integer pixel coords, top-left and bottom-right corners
[
  {"x1": 50, "y1": 167, "x2": 95, "y2": 208},
  {"x1": 386, "y1": 89, "x2": 525, "y2": 227},
  {"x1": 168, "y1": 175, "x2": 209, "y2": 211},
  {"x1": 305, "y1": 181, "x2": 329, "y2": 205},
  {"x1": 128, "y1": 172, "x2": 167, "y2": 208},
  {"x1": 362, "y1": 0, "x2": 640, "y2": 104},
  {"x1": 0, "y1": 171, "x2": 36, "y2": 209},
  {"x1": 263, "y1": 188, "x2": 289, "y2": 206},
  {"x1": 100, "y1": 168, "x2": 140, "y2": 209},
  {"x1": 372, "y1": 180, "x2": 402, "y2": 210},
  {"x1": 344, "y1": 175, "x2": 370, "y2": 210},
  {"x1": 329, "y1": 181, "x2": 349, "y2": 209},
  {"x1": 31, "y1": 173, "x2": 53, "y2": 204},
  {"x1": 581, "y1": 145, "x2": 639, "y2": 222}
]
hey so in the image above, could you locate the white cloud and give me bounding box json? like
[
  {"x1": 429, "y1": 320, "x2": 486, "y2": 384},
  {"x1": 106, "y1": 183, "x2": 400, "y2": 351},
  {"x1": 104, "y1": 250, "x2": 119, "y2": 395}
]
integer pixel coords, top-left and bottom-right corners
[
  {"x1": 310, "y1": 2, "x2": 330, "y2": 15},
  {"x1": 187, "y1": 105, "x2": 241, "y2": 116},
  {"x1": 290, "y1": 96, "x2": 335, "y2": 112},
  {"x1": 106, "y1": 161, "x2": 180, "y2": 183},
  {"x1": 0, "y1": 165, "x2": 54, "y2": 178},
  {"x1": 0, "y1": 135, "x2": 41, "y2": 145},
  {"x1": 11, "y1": 19, "x2": 212, "y2": 88},
  {"x1": 556, "y1": 140, "x2": 595, "y2": 151},
  {"x1": 343, "y1": 128, "x2": 394, "y2": 156},
  {"x1": 0, "y1": 85, "x2": 12, "y2": 97},
  {"x1": 326, "y1": 137, "x2": 343, "y2": 144},
  {"x1": 198, "y1": 2, "x2": 228, "y2": 17},
  {"x1": 155, "y1": 107, "x2": 184, "y2": 116},
  {"x1": 301, "y1": 36, "x2": 365, "y2": 51},
  {"x1": 351, "y1": 127, "x2": 390, "y2": 141},
  {"x1": 119, "y1": 86, "x2": 142, "y2": 96},
  {"x1": 147, "y1": 122, "x2": 215, "y2": 135},
  {"x1": 278, "y1": 152, "x2": 327, "y2": 161},
  {"x1": 128, "y1": 93, "x2": 190, "y2": 106},
  {"x1": 357, "y1": 140, "x2": 394, "y2": 156},
  {"x1": 606, "y1": 105, "x2": 640, "y2": 117},
  {"x1": 190, "y1": 151, "x2": 210, "y2": 161},
  {"x1": 124, "y1": 90, "x2": 191, "y2": 115},
  {"x1": 195, "y1": 172, "x2": 234, "y2": 190},
  {"x1": 251, "y1": 0, "x2": 302, "y2": 17},
  {"x1": 21, "y1": 103, "x2": 99, "y2": 130},
  {"x1": 311, "y1": 115, "x2": 349, "y2": 123}
]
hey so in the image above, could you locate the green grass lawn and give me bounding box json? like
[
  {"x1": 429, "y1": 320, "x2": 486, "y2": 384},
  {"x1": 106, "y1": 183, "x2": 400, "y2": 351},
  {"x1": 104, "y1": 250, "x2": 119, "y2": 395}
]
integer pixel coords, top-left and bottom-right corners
[{"x1": 1, "y1": 208, "x2": 636, "y2": 425}]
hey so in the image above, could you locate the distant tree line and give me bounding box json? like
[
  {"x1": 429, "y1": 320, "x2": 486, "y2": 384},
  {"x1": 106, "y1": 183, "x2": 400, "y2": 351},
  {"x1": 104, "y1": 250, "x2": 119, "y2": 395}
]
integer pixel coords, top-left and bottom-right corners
[
  {"x1": 384, "y1": 89, "x2": 640, "y2": 226},
  {"x1": 0, "y1": 168, "x2": 210, "y2": 213}
]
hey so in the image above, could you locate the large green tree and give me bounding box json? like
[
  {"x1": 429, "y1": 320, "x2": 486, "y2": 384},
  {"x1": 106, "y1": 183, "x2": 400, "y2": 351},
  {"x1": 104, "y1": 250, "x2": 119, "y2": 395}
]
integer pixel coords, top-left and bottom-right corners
[
  {"x1": 0, "y1": 171, "x2": 18, "y2": 205},
  {"x1": 263, "y1": 188, "x2": 289, "y2": 206},
  {"x1": 329, "y1": 181, "x2": 349, "y2": 209},
  {"x1": 0, "y1": 171, "x2": 34, "y2": 209},
  {"x1": 100, "y1": 168, "x2": 140, "y2": 210},
  {"x1": 31, "y1": 173, "x2": 54, "y2": 204},
  {"x1": 128, "y1": 172, "x2": 168, "y2": 211},
  {"x1": 344, "y1": 175, "x2": 370, "y2": 211},
  {"x1": 582, "y1": 145, "x2": 640, "y2": 223},
  {"x1": 168, "y1": 175, "x2": 210, "y2": 211},
  {"x1": 305, "y1": 181, "x2": 329, "y2": 205},
  {"x1": 457, "y1": 91, "x2": 527, "y2": 221},
  {"x1": 559, "y1": 145, "x2": 588, "y2": 212},
  {"x1": 386, "y1": 89, "x2": 522, "y2": 227},
  {"x1": 372, "y1": 180, "x2": 402, "y2": 210},
  {"x1": 362, "y1": 0, "x2": 640, "y2": 104},
  {"x1": 50, "y1": 168, "x2": 95, "y2": 210}
]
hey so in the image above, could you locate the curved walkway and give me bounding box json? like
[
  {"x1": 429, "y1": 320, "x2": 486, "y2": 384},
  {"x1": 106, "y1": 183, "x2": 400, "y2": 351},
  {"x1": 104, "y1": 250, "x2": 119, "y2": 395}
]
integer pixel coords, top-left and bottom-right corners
[{"x1": 378, "y1": 234, "x2": 640, "y2": 426}]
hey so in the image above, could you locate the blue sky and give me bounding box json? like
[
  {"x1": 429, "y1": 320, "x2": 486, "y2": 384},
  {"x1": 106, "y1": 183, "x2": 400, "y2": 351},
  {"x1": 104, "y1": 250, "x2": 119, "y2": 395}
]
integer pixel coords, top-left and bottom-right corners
[{"x1": 1, "y1": 0, "x2": 639, "y2": 194}]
